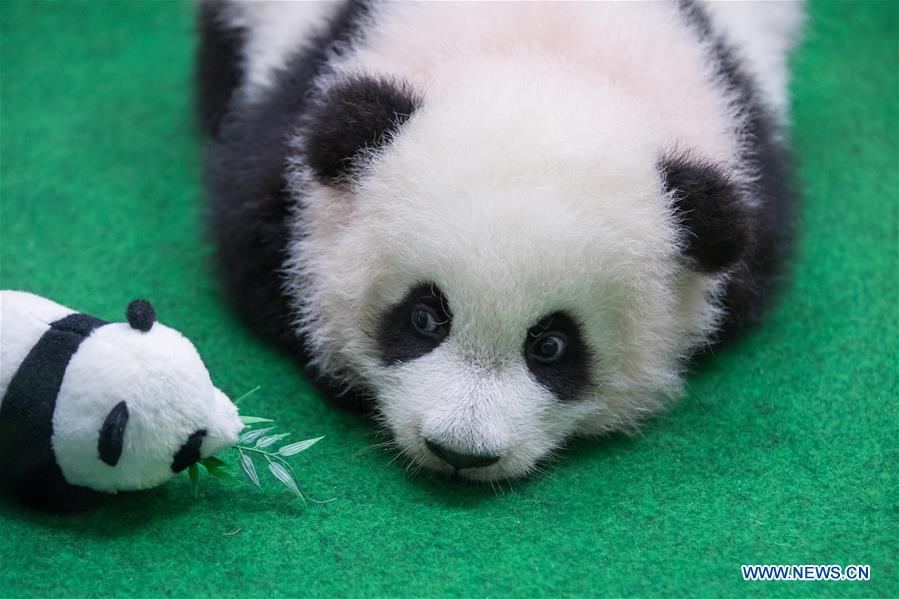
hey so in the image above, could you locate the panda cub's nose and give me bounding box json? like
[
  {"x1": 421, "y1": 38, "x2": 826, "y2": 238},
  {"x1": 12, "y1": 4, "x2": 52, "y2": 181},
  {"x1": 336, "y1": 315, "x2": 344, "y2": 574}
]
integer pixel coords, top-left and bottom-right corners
[{"x1": 425, "y1": 438, "x2": 500, "y2": 469}]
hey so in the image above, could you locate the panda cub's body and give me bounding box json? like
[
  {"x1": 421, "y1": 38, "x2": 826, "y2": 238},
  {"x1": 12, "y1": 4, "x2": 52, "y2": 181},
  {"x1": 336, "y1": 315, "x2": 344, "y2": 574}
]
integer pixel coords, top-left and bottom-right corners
[
  {"x1": 0, "y1": 291, "x2": 242, "y2": 509},
  {"x1": 199, "y1": 0, "x2": 803, "y2": 480}
]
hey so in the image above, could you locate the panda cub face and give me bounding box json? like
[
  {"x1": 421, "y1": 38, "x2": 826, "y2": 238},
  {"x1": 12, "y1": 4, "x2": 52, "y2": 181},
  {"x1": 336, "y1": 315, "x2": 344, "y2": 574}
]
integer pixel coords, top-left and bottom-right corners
[
  {"x1": 52, "y1": 303, "x2": 243, "y2": 492},
  {"x1": 290, "y1": 67, "x2": 738, "y2": 480}
]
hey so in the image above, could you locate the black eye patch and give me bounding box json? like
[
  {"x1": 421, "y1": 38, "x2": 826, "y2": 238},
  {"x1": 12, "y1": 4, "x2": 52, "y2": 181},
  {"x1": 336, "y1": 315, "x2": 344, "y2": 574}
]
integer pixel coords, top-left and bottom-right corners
[
  {"x1": 98, "y1": 401, "x2": 129, "y2": 466},
  {"x1": 523, "y1": 312, "x2": 590, "y2": 402},
  {"x1": 171, "y1": 429, "x2": 207, "y2": 473},
  {"x1": 376, "y1": 283, "x2": 452, "y2": 365}
]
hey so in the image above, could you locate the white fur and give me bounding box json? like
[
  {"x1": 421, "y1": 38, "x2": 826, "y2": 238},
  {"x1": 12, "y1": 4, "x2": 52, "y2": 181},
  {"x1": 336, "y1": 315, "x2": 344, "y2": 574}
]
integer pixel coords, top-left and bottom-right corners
[
  {"x1": 222, "y1": 0, "x2": 339, "y2": 102},
  {"x1": 0, "y1": 291, "x2": 243, "y2": 492},
  {"x1": 235, "y1": 1, "x2": 802, "y2": 479},
  {"x1": 0, "y1": 291, "x2": 72, "y2": 397},
  {"x1": 700, "y1": 0, "x2": 805, "y2": 125}
]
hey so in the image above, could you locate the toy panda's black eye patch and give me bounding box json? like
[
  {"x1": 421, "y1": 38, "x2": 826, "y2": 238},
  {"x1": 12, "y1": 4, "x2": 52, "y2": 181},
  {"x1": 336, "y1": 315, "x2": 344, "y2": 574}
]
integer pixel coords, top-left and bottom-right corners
[
  {"x1": 98, "y1": 401, "x2": 129, "y2": 466},
  {"x1": 523, "y1": 312, "x2": 590, "y2": 402},
  {"x1": 376, "y1": 283, "x2": 452, "y2": 365},
  {"x1": 171, "y1": 429, "x2": 207, "y2": 473}
]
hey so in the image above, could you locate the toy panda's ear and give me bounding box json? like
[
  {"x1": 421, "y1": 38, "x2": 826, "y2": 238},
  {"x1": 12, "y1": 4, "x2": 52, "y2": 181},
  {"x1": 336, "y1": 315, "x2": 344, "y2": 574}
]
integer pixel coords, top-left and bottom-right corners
[
  {"x1": 98, "y1": 401, "x2": 129, "y2": 466},
  {"x1": 304, "y1": 76, "x2": 420, "y2": 184},
  {"x1": 126, "y1": 299, "x2": 156, "y2": 332},
  {"x1": 660, "y1": 156, "x2": 753, "y2": 273}
]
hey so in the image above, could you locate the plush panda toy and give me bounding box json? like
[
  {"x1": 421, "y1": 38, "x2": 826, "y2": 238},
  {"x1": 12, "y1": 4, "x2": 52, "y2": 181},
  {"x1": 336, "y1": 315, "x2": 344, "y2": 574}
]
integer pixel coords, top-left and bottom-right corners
[
  {"x1": 198, "y1": 1, "x2": 804, "y2": 480},
  {"x1": 0, "y1": 291, "x2": 244, "y2": 511}
]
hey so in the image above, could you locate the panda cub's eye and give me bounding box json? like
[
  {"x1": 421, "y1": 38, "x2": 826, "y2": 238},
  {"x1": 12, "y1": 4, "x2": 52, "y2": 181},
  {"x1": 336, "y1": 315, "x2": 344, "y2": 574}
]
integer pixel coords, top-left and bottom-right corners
[
  {"x1": 523, "y1": 312, "x2": 589, "y2": 403},
  {"x1": 527, "y1": 332, "x2": 567, "y2": 364},
  {"x1": 411, "y1": 303, "x2": 448, "y2": 340},
  {"x1": 377, "y1": 283, "x2": 452, "y2": 365}
]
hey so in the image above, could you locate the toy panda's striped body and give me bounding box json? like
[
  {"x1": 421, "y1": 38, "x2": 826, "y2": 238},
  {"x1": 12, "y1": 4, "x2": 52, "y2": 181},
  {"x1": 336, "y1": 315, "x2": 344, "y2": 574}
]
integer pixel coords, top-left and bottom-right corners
[
  {"x1": 0, "y1": 294, "x2": 108, "y2": 508},
  {"x1": 199, "y1": 0, "x2": 803, "y2": 480},
  {"x1": 0, "y1": 291, "x2": 243, "y2": 510}
]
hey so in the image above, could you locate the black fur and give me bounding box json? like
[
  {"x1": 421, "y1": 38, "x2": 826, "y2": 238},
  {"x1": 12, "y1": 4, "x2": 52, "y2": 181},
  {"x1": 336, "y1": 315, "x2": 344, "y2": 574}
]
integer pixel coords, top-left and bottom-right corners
[
  {"x1": 305, "y1": 77, "x2": 420, "y2": 183},
  {"x1": 98, "y1": 401, "x2": 129, "y2": 466},
  {"x1": 523, "y1": 313, "x2": 591, "y2": 403},
  {"x1": 126, "y1": 299, "x2": 156, "y2": 332},
  {"x1": 376, "y1": 284, "x2": 453, "y2": 365},
  {"x1": 661, "y1": 158, "x2": 751, "y2": 273},
  {"x1": 0, "y1": 313, "x2": 108, "y2": 511},
  {"x1": 171, "y1": 429, "x2": 207, "y2": 473},
  {"x1": 677, "y1": 0, "x2": 797, "y2": 340},
  {"x1": 200, "y1": 1, "x2": 374, "y2": 408},
  {"x1": 196, "y1": 0, "x2": 245, "y2": 137}
]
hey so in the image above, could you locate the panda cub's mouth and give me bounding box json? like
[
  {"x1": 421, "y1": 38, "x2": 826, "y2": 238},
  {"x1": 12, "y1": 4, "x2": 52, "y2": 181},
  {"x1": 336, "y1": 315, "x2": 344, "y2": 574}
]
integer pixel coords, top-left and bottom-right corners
[{"x1": 418, "y1": 453, "x2": 507, "y2": 481}]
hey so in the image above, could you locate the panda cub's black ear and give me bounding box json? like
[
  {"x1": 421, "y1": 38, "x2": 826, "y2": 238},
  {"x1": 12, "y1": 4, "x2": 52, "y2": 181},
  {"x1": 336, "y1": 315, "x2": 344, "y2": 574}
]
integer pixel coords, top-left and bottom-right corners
[
  {"x1": 126, "y1": 299, "x2": 156, "y2": 332},
  {"x1": 660, "y1": 157, "x2": 753, "y2": 273},
  {"x1": 304, "y1": 76, "x2": 420, "y2": 184}
]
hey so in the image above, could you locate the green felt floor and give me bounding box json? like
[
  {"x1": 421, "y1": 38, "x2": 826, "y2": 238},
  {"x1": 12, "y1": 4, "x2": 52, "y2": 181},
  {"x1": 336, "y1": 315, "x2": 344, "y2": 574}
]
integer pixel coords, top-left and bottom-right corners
[{"x1": 1, "y1": 1, "x2": 896, "y2": 597}]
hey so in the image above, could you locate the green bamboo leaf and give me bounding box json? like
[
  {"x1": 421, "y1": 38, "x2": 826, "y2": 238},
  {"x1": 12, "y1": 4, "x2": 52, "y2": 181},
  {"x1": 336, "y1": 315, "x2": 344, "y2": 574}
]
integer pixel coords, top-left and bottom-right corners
[
  {"x1": 233, "y1": 385, "x2": 261, "y2": 405},
  {"x1": 268, "y1": 462, "x2": 303, "y2": 499},
  {"x1": 200, "y1": 456, "x2": 228, "y2": 470},
  {"x1": 239, "y1": 416, "x2": 274, "y2": 425},
  {"x1": 200, "y1": 457, "x2": 236, "y2": 481},
  {"x1": 207, "y1": 468, "x2": 238, "y2": 482},
  {"x1": 279, "y1": 436, "x2": 324, "y2": 456},
  {"x1": 239, "y1": 451, "x2": 261, "y2": 489},
  {"x1": 188, "y1": 463, "x2": 200, "y2": 499},
  {"x1": 256, "y1": 433, "x2": 291, "y2": 449},
  {"x1": 238, "y1": 427, "x2": 273, "y2": 445}
]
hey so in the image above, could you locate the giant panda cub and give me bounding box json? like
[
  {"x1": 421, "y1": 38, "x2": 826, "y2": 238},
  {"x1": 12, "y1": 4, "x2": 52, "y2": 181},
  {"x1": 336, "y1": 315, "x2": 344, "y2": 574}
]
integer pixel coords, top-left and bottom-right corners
[{"x1": 198, "y1": 0, "x2": 804, "y2": 480}]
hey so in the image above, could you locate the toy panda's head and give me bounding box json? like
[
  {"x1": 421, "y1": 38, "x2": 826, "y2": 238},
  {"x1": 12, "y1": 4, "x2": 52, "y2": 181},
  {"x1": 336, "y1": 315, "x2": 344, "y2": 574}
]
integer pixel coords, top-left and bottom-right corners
[
  {"x1": 52, "y1": 301, "x2": 244, "y2": 492},
  {"x1": 289, "y1": 67, "x2": 750, "y2": 480}
]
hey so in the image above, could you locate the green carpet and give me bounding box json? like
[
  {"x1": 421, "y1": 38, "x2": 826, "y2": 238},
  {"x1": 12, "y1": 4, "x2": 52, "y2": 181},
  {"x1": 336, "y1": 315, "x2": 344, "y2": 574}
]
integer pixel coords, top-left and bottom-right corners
[{"x1": 1, "y1": 1, "x2": 896, "y2": 597}]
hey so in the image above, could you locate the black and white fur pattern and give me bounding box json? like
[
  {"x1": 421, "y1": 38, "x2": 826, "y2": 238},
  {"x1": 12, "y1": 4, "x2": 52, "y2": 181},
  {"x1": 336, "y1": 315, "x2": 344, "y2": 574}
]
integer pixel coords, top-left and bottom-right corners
[
  {"x1": 0, "y1": 291, "x2": 242, "y2": 510},
  {"x1": 199, "y1": 1, "x2": 803, "y2": 480}
]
